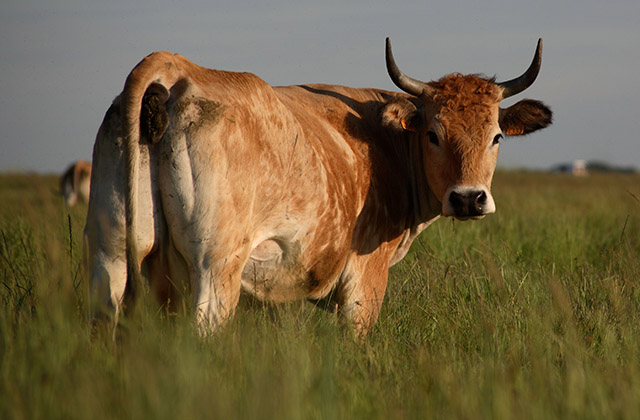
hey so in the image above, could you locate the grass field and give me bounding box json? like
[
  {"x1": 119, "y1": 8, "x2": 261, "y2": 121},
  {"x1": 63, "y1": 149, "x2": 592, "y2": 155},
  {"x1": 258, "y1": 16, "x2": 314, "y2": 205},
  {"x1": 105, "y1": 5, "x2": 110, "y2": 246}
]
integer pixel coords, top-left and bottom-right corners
[{"x1": 1, "y1": 170, "x2": 639, "y2": 419}]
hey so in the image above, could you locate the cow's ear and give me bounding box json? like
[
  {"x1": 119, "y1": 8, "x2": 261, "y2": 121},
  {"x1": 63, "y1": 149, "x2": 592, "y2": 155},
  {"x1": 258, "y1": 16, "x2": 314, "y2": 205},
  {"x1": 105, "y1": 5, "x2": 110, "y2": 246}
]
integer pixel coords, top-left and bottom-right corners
[
  {"x1": 499, "y1": 99, "x2": 552, "y2": 136},
  {"x1": 381, "y1": 98, "x2": 424, "y2": 133}
]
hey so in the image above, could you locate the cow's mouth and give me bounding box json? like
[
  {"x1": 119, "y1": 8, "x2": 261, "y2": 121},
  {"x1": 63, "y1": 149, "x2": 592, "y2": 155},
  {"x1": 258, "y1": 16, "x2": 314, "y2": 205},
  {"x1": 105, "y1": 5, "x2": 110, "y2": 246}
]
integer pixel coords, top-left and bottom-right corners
[{"x1": 451, "y1": 214, "x2": 486, "y2": 221}]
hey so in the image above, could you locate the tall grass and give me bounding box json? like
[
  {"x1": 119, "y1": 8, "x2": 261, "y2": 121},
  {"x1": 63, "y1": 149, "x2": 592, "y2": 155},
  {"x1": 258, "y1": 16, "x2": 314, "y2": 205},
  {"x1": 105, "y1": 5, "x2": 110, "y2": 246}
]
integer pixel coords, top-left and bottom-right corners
[{"x1": 1, "y1": 171, "x2": 639, "y2": 419}]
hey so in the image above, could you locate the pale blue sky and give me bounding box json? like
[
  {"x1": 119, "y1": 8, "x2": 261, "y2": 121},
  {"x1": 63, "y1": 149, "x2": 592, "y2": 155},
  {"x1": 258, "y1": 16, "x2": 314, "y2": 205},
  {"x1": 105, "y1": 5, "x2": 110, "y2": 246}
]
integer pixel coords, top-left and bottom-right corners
[{"x1": 1, "y1": 0, "x2": 639, "y2": 173}]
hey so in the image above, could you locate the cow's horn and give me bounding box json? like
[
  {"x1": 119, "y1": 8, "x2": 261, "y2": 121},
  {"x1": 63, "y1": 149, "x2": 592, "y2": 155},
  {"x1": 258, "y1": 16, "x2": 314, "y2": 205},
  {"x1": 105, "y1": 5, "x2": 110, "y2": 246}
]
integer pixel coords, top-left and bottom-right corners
[
  {"x1": 385, "y1": 38, "x2": 435, "y2": 97},
  {"x1": 499, "y1": 38, "x2": 543, "y2": 99}
]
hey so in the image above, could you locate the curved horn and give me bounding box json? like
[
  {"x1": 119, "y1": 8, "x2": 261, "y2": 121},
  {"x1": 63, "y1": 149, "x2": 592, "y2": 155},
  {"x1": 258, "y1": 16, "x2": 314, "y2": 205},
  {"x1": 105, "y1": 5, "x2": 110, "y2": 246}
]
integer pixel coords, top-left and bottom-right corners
[
  {"x1": 499, "y1": 38, "x2": 543, "y2": 99},
  {"x1": 385, "y1": 38, "x2": 435, "y2": 97}
]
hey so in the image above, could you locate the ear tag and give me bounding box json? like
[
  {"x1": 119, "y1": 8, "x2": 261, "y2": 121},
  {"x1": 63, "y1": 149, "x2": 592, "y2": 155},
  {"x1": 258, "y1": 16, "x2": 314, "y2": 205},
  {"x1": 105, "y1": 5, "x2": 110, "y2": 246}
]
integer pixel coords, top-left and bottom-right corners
[
  {"x1": 401, "y1": 119, "x2": 416, "y2": 132},
  {"x1": 505, "y1": 124, "x2": 524, "y2": 135}
]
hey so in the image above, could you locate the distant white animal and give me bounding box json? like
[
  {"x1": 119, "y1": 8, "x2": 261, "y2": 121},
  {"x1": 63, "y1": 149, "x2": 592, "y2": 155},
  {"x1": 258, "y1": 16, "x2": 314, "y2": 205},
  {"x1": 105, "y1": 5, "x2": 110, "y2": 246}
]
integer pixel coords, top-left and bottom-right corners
[{"x1": 60, "y1": 160, "x2": 92, "y2": 207}]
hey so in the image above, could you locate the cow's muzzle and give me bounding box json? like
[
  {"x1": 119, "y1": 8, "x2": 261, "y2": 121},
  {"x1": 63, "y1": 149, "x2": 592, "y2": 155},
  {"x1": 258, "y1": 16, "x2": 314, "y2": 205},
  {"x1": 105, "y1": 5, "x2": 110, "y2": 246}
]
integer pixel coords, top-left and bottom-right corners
[{"x1": 443, "y1": 185, "x2": 495, "y2": 220}]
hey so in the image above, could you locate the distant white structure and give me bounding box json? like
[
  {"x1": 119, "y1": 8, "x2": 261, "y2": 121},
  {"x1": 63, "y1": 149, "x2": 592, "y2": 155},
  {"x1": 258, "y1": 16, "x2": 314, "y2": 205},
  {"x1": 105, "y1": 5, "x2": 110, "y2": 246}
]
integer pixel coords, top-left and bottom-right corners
[
  {"x1": 552, "y1": 159, "x2": 588, "y2": 176},
  {"x1": 571, "y1": 160, "x2": 588, "y2": 176}
]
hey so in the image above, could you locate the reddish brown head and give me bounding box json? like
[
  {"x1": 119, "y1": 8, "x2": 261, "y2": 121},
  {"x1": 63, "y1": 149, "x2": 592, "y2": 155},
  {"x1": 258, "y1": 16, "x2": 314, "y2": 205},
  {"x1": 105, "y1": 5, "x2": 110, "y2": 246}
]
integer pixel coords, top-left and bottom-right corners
[{"x1": 384, "y1": 38, "x2": 552, "y2": 219}]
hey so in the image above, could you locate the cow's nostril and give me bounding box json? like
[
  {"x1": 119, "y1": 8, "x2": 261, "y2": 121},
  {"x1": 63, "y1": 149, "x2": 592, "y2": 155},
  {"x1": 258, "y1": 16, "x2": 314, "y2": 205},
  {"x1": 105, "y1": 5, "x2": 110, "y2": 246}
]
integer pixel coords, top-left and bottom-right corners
[
  {"x1": 475, "y1": 190, "x2": 487, "y2": 205},
  {"x1": 449, "y1": 191, "x2": 464, "y2": 210}
]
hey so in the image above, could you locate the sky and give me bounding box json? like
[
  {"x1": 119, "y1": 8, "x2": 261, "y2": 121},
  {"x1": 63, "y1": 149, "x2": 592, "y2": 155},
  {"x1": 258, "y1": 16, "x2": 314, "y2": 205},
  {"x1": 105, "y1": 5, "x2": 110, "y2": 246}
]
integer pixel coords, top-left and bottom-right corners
[{"x1": 1, "y1": 0, "x2": 639, "y2": 174}]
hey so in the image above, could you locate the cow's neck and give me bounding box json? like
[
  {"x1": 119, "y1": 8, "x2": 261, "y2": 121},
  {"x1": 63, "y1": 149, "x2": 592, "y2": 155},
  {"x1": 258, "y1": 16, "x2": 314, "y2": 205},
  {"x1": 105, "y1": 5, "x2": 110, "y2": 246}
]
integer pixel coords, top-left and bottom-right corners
[
  {"x1": 387, "y1": 130, "x2": 441, "y2": 265},
  {"x1": 351, "y1": 112, "x2": 441, "y2": 265}
]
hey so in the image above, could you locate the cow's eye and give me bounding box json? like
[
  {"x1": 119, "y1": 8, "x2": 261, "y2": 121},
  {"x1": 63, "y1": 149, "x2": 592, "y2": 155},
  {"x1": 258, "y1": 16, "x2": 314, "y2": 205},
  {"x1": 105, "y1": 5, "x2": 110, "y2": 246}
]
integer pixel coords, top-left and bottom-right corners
[
  {"x1": 427, "y1": 131, "x2": 439, "y2": 146},
  {"x1": 493, "y1": 134, "x2": 503, "y2": 146}
]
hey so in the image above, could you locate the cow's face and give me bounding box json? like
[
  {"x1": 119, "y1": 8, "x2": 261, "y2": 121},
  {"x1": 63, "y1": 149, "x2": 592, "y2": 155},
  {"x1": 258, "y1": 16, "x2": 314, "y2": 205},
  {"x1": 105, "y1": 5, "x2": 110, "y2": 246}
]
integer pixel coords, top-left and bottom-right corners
[
  {"x1": 420, "y1": 76, "x2": 503, "y2": 219},
  {"x1": 384, "y1": 38, "x2": 552, "y2": 219}
]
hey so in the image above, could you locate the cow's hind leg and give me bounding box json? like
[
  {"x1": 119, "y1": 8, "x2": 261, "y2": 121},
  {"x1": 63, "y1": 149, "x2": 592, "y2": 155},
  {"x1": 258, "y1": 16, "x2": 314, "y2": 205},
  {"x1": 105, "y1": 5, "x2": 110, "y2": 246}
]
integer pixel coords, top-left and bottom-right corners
[
  {"x1": 163, "y1": 218, "x2": 249, "y2": 332},
  {"x1": 173, "y1": 241, "x2": 250, "y2": 334},
  {"x1": 84, "y1": 204, "x2": 128, "y2": 342},
  {"x1": 158, "y1": 120, "x2": 249, "y2": 332},
  {"x1": 160, "y1": 197, "x2": 247, "y2": 331},
  {"x1": 190, "y1": 255, "x2": 245, "y2": 332},
  {"x1": 87, "y1": 247, "x2": 127, "y2": 327}
]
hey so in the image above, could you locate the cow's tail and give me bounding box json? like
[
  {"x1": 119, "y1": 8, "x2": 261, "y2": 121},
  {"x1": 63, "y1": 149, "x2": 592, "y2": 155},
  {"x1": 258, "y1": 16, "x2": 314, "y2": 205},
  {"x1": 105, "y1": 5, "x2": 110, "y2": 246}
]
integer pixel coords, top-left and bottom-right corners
[{"x1": 120, "y1": 51, "x2": 179, "y2": 308}]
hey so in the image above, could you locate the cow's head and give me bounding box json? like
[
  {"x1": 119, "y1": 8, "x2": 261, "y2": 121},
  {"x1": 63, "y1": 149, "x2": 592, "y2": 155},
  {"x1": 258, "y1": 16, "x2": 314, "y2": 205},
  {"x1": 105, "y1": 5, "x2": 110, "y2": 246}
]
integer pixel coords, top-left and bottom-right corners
[{"x1": 384, "y1": 38, "x2": 552, "y2": 219}]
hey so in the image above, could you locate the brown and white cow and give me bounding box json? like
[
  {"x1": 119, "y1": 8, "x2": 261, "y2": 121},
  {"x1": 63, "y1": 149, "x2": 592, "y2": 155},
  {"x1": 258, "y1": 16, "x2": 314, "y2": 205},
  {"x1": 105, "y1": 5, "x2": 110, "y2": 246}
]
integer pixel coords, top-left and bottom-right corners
[
  {"x1": 85, "y1": 38, "x2": 552, "y2": 335},
  {"x1": 60, "y1": 160, "x2": 92, "y2": 207}
]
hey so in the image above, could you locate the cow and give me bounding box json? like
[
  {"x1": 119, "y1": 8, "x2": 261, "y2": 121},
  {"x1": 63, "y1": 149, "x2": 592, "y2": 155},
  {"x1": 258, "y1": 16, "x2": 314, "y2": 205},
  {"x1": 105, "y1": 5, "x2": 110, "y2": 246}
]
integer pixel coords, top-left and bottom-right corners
[
  {"x1": 60, "y1": 160, "x2": 92, "y2": 207},
  {"x1": 85, "y1": 38, "x2": 552, "y2": 336}
]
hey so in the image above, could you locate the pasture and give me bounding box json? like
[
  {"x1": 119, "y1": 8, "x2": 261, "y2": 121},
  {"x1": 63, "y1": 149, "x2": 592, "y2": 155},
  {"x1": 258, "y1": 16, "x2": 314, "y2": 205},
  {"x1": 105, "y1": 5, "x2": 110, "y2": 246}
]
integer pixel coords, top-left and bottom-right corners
[{"x1": 1, "y1": 170, "x2": 639, "y2": 419}]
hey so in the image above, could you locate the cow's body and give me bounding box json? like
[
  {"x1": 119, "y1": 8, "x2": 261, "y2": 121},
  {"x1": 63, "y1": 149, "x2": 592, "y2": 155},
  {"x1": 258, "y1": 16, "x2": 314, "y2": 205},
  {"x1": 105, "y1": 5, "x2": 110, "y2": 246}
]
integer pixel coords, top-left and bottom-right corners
[
  {"x1": 61, "y1": 160, "x2": 92, "y2": 207},
  {"x1": 86, "y1": 40, "x2": 551, "y2": 334}
]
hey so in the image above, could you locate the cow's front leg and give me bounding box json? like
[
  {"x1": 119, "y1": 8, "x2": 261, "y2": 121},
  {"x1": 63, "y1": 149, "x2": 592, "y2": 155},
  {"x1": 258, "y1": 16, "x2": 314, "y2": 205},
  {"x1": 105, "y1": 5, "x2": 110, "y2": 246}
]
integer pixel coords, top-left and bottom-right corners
[{"x1": 335, "y1": 255, "x2": 390, "y2": 337}]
